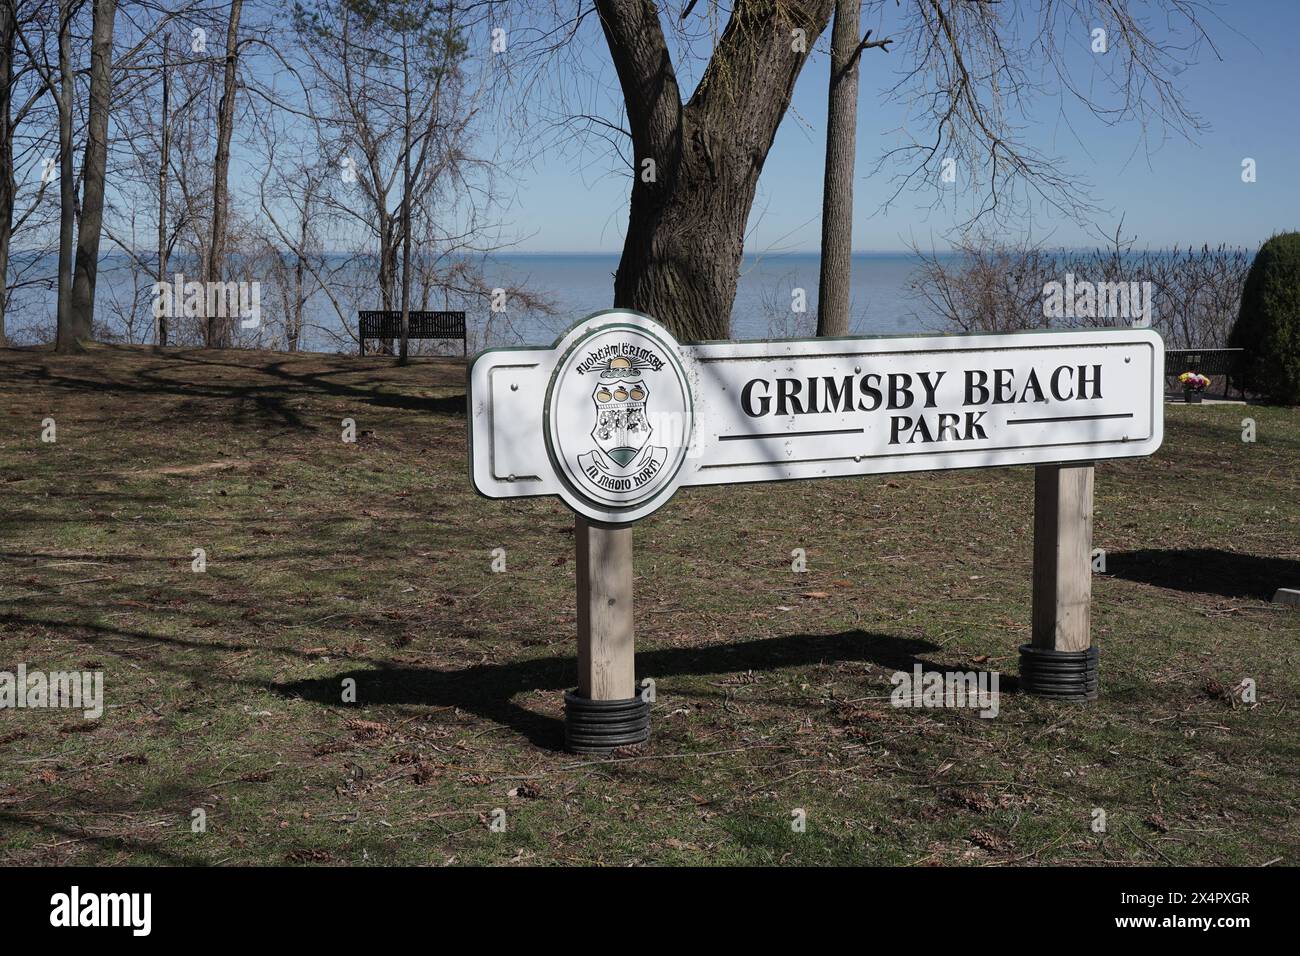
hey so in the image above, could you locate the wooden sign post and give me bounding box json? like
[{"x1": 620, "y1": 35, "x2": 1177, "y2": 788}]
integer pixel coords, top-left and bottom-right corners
[
  {"x1": 569, "y1": 519, "x2": 642, "y2": 751},
  {"x1": 1025, "y1": 463, "x2": 1098, "y2": 700},
  {"x1": 574, "y1": 517, "x2": 636, "y2": 701},
  {"x1": 469, "y1": 311, "x2": 1163, "y2": 749}
]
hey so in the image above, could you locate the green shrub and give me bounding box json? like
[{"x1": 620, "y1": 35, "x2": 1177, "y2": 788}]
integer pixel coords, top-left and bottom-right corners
[{"x1": 1228, "y1": 232, "x2": 1300, "y2": 404}]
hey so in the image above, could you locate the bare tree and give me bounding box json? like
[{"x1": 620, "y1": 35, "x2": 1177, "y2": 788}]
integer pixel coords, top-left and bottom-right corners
[
  {"x1": 205, "y1": 0, "x2": 242, "y2": 347},
  {"x1": 292, "y1": 0, "x2": 475, "y2": 356},
  {"x1": 12, "y1": 0, "x2": 187, "y2": 348},
  {"x1": 0, "y1": 0, "x2": 15, "y2": 346},
  {"x1": 496, "y1": 1, "x2": 1213, "y2": 341},
  {"x1": 99, "y1": 207, "x2": 154, "y2": 343},
  {"x1": 67, "y1": 0, "x2": 116, "y2": 340},
  {"x1": 53, "y1": 0, "x2": 79, "y2": 350},
  {"x1": 156, "y1": 31, "x2": 168, "y2": 345},
  {"x1": 911, "y1": 228, "x2": 1252, "y2": 350},
  {"x1": 106, "y1": 11, "x2": 224, "y2": 346},
  {"x1": 2, "y1": 0, "x2": 60, "y2": 344},
  {"x1": 591, "y1": 0, "x2": 834, "y2": 340},
  {"x1": 910, "y1": 235, "x2": 1059, "y2": 334},
  {"x1": 254, "y1": 106, "x2": 330, "y2": 353},
  {"x1": 111, "y1": 48, "x2": 208, "y2": 346},
  {"x1": 399, "y1": 19, "x2": 412, "y2": 363},
  {"x1": 816, "y1": 0, "x2": 886, "y2": 337}
]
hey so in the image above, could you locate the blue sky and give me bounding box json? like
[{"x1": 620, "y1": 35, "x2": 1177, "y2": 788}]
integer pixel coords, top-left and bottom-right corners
[{"x1": 500, "y1": 0, "x2": 1300, "y2": 254}]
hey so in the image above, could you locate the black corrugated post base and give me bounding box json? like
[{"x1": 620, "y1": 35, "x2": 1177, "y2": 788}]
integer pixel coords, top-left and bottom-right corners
[
  {"x1": 563, "y1": 690, "x2": 650, "y2": 754},
  {"x1": 1018, "y1": 644, "x2": 1099, "y2": 702}
]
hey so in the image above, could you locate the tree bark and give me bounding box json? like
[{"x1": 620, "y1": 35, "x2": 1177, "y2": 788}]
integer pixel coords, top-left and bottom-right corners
[
  {"x1": 596, "y1": 0, "x2": 833, "y2": 341},
  {"x1": 0, "y1": 0, "x2": 14, "y2": 347},
  {"x1": 55, "y1": 0, "x2": 81, "y2": 351},
  {"x1": 378, "y1": 225, "x2": 394, "y2": 310},
  {"x1": 398, "y1": 33, "x2": 411, "y2": 365},
  {"x1": 816, "y1": 0, "x2": 860, "y2": 337},
  {"x1": 206, "y1": 0, "x2": 243, "y2": 348},
  {"x1": 157, "y1": 34, "x2": 169, "y2": 347},
  {"x1": 291, "y1": 212, "x2": 305, "y2": 352},
  {"x1": 377, "y1": 221, "x2": 395, "y2": 352},
  {"x1": 68, "y1": 0, "x2": 118, "y2": 343}
]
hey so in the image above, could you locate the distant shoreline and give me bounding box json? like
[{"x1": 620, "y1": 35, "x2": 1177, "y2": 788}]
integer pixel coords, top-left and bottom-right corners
[{"x1": 6, "y1": 247, "x2": 1245, "y2": 260}]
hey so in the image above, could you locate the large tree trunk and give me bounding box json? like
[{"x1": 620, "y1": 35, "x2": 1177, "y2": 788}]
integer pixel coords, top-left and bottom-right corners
[
  {"x1": 68, "y1": 0, "x2": 118, "y2": 340},
  {"x1": 0, "y1": 0, "x2": 14, "y2": 347},
  {"x1": 55, "y1": 0, "x2": 81, "y2": 351},
  {"x1": 157, "y1": 34, "x2": 169, "y2": 347},
  {"x1": 816, "y1": 0, "x2": 860, "y2": 337},
  {"x1": 206, "y1": 0, "x2": 243, "y2": 348},
  {"x1": 597, "y1": 0, "x2": 833, "y2": 341}
]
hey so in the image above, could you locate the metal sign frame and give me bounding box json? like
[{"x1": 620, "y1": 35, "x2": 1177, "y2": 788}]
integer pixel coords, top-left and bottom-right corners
[{"x1": 468, "y1": 310, "x2": 1164, "y2": 523}]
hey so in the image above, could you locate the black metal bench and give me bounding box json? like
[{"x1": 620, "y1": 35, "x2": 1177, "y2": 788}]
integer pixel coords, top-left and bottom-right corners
[
  {"x1": 1164, "y1": 348, "x2": 1245, "y2": 398},
  {"x1": 358, "y1": 310, "x2": 467, "y2": 356}
]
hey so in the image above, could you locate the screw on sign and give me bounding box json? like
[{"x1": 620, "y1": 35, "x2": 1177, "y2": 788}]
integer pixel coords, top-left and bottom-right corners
[{"x1": 468, "y1": 311, "x2": 1165, "y2": 750}]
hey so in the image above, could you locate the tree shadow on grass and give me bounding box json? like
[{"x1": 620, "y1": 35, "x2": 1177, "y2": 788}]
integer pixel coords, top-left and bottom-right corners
[
  {"x1": 0, "y1": 349, "x2": 466, "y2": 430},
  {"x1": 272, "y1": 630, "x2": 947, "y2": 751},
  {"x1": 1105, "y1": 548, "x2": 1300, "y2": 601},
  {"x1": 0, "y1": 812, "x2": 209, "y2": 865}
]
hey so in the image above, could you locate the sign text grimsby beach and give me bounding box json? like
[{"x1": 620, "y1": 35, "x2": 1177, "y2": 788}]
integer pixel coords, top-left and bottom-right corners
[{"x1": 468, "y1": 312, "x2": 1164, "y2": 523}]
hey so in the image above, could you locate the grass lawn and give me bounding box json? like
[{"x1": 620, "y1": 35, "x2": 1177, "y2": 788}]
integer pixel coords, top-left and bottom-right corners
[{"x1": 0, "y1": 344, "x2": 1296, "y2": 866}]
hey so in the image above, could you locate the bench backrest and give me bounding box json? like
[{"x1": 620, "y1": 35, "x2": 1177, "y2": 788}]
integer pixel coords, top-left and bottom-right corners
[
  {"x1": 358, "y1": 310, "x2": 466, "y2": 339},
  {"x1": 1164, "y1": 348, "x2": 1244, "y2": 376}
]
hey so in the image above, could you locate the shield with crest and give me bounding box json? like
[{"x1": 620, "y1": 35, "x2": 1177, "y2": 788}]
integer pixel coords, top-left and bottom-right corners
[{"x1": 592, "y1": 360, "x2": 652, "y2": 468}]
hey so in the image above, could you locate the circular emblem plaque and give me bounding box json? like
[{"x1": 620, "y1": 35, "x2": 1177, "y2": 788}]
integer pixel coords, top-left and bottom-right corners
[{"x1": 544, "y1": 312, "x2": 694, "y2": 523}]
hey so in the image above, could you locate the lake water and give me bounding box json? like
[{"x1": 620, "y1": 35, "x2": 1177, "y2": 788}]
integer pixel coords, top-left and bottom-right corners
[
  {"x1": 5, "y1": 251, "x2": 944, "y2": 351},
  {"x1": 489, "y1": 252, "x2": 935, "y2": 345}
]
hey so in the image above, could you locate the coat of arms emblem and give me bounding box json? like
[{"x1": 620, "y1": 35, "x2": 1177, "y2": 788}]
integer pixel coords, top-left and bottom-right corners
[
  {"x1": 576, "y1": 353, "x2": 669, "y2": 490},
  {"x1": 531, "y1": 313, "x2": 694, "y2": 520},
  {"x1": 592, "y1": 358, "x2": 651, "y2": 466}
]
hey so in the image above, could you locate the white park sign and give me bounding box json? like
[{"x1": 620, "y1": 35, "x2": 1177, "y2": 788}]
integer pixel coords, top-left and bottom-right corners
[{"x1": 469, "y1": 311, "x2": 1164, "y2": 524}]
